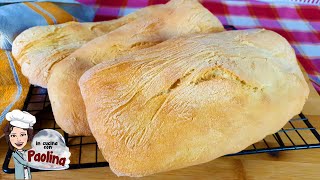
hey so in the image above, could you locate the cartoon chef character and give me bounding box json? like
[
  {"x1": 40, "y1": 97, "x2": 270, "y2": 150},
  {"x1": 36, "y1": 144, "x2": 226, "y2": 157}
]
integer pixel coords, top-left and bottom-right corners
[{"x1": 4, "y1": 109, "x2": 36, "y2": 179}]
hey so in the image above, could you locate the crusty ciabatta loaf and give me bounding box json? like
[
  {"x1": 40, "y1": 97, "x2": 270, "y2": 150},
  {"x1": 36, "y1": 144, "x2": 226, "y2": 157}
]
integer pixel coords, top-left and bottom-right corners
[
  {"x1": 79, "y1": 29, "x2": 309, "y2": 177},
  {"x1": 47, "y1": 0, "x2": 224, "y2": 136},
  {"x1": 11, "y1": 3, "x2": 163, "y2": 88}
]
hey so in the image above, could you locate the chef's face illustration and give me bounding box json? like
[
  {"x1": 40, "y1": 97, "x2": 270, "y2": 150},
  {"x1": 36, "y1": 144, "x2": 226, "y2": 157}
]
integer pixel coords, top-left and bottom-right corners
[{"x1": 9, "y1": 127, "x2": 28, "y2": 150}]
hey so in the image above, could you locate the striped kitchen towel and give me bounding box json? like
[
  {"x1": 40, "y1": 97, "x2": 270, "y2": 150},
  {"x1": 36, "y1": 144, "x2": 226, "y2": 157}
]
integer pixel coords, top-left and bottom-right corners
[{"x1": 0, "y1": 1, "x2": 96, "y2": 50}]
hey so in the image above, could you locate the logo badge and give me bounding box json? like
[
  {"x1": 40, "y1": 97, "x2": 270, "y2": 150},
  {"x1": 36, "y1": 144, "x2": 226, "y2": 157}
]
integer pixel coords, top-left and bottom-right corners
[{"x1": 26, "y1": 129, "x2": 71, "y2": 170}]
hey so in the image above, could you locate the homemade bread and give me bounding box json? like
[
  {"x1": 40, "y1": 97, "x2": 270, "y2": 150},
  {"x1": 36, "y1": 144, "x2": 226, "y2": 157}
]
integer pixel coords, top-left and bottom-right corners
[
  {"x1": 47, "y1": 0, "x2": 224, "y2": 135},
  {"x1": 79, "y1": 29, "x2": 309, "y2": 177}
]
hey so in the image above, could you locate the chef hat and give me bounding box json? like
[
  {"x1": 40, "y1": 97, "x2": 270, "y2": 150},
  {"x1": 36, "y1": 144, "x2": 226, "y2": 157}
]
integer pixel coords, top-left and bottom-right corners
[{"x1": 5, "y1": 109, "x2": 36, "y2": 129}]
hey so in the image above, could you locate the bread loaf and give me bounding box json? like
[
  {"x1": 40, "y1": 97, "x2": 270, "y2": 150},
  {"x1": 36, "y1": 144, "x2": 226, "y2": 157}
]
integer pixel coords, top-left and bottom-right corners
[
  {"x1": 47, "y1": 0, "x2": 224, "y2": 135},
  {"x1": 11, "y1": 4, "x2": 163, "y2": 87},
  {"x1": 79, "y1": 29, "x2": 309, "y2": 177}
]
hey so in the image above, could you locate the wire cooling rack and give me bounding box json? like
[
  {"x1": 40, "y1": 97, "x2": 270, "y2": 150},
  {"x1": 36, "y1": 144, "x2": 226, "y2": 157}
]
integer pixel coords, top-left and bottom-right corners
[
  {"x1": 3, "y1": 84, "x2": 320, "y2": 173},
  {"x1": 3, "y1": 25, "x2": 320, "y2": 174}
]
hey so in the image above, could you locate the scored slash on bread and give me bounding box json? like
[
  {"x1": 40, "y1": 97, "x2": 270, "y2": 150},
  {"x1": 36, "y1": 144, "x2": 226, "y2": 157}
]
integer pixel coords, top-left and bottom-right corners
[{"x1": 79, "y1": 29, "x2": 309, "y2": 177}]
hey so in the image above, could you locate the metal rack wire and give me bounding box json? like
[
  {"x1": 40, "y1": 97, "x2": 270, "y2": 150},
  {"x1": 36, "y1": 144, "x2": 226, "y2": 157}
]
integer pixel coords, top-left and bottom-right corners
[{"x1": 3, "y1": 25, "x2": 320, "y2": 173}]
